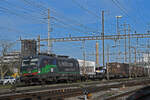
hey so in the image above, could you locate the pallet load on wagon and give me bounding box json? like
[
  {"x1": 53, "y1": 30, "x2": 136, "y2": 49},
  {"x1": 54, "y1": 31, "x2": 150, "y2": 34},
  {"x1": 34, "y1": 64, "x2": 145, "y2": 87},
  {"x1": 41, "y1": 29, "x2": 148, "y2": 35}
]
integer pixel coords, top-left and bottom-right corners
[{"x1": 77, "y1": 59, "x2": 96, "y2": 76}]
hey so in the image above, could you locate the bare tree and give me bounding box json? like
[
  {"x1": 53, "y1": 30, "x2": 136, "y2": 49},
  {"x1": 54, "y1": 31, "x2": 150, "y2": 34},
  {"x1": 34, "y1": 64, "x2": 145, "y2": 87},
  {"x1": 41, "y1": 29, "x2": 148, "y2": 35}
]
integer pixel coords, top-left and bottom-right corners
[{"x1": 0, "y1": 41, "x2": 15, "y2": 79}]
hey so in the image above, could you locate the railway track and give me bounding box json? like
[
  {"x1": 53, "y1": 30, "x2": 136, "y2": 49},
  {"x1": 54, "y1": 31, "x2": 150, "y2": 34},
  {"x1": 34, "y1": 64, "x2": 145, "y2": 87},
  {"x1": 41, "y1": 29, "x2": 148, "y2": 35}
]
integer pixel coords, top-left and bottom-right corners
[
  {"x1": 105, "y1": 88, "x2": 138, "y2": 100},
  {"x1": 0, "y1": 77, "x2": 150, "y2": 100},
  {"x1": 105, "y1": 85, "x2": 150, "y2": 100},
  {"x1": 0, "y1": 77, "x2": 146, "y2": 95}
]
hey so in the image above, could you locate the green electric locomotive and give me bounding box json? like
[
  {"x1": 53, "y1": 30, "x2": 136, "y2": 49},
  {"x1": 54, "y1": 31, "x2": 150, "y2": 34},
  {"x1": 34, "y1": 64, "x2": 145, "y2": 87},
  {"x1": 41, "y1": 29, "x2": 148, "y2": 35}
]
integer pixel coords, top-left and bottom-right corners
[{"x1": 20, "y1": 54, "x2": 80, "y2": 84}]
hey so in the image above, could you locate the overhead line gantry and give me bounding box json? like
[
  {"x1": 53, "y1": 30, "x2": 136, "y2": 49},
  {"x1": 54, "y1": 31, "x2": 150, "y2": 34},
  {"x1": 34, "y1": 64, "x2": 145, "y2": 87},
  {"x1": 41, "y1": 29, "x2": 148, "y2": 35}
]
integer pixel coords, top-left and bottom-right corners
[{"x1": 40, "y1": 33, "x2": 150, "y2": 42}]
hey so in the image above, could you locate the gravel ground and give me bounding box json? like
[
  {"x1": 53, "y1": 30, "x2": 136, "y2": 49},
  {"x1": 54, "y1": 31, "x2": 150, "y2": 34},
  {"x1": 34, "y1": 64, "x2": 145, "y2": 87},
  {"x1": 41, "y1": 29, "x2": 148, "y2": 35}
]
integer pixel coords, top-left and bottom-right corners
[{"x1": 65, "y1": 85, "x2": 146, "y2": 100}]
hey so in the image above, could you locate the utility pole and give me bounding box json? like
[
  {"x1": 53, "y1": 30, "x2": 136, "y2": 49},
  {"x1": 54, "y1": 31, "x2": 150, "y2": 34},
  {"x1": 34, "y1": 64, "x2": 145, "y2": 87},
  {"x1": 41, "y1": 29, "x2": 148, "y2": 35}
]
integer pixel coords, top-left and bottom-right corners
[
  {"x1": 136, "y1": 31, "x2": 139, "y2": 64},
  {"x1": 131, "y1": 47, "x2": 136, "y2": 64},
  {"x1": 123, "y1": 22, "x2": 127, "y2": 63},
  {"x1": 134, "y1": 48, "x2": 136, "y2": 64},
  {"x1": 48, "y1": 9, "x2": 51, "y2": 54},
  {"x1": 148, "y1": 39, "x2": 150, "y2": 77},
  {"x1": 138, "y1": 50, "x2": 140, "y2": 64},
  {"x1": 38, "y1": 35, "x2": 40, "y2": 54},
  {"x1": 102, "y1": 10, "x2": 105, "y2": 68},
  {"x1": 128, "y1": 24, "x2": 131, "y2": 78},
  {"x1": 82, "y1": 41, "x2": 86, "y2": 76},
  {"x1": 147, "y1": 23, "x2": 150, "y2": 33},
  {"x1": 96, "y1": 41, "x2": 99, "y2": 67},
  {"x1": 107, "y1": 44, "x2": 109, "y2": 80},
  {"x1": 135, "y1": 31, "x2": 138, "y2": 64}
]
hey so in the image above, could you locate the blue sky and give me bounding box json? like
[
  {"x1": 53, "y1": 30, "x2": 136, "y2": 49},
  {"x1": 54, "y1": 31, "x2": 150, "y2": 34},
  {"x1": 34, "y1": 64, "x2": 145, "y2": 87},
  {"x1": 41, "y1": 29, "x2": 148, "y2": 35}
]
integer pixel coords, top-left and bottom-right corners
[{"x1": 0, "y1": 0, "x2": 149, "y2": 65}]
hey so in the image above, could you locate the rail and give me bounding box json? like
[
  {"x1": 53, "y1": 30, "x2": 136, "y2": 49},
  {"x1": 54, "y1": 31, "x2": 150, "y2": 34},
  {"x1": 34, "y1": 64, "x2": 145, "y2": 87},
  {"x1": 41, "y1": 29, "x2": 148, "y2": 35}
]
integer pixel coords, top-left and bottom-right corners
[{"x1": 0, "y1": 78, "x2": 150, "y2": 100}]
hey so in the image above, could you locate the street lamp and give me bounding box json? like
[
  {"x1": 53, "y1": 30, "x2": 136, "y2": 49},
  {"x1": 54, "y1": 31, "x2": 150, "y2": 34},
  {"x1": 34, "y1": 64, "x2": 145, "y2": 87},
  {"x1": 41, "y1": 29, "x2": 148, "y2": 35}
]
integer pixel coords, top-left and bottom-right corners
[
  {"x1": 116, "y1": 16, "x2": 122, "y2": 36},
  {"x1": 116, "y1": 16, "x2": 123, "y2": 18},
  {"x1": 116, "y1": 16, "x2": 122, "y2": 63}
]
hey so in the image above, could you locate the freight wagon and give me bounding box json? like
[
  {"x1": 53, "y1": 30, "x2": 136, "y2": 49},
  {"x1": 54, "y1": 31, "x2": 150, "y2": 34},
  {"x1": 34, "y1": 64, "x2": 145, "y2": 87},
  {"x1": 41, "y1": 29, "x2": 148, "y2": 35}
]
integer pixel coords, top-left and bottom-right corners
[
  {"x1": 107, "y1": 62, "x2": 149, "y2": 78},
  {"x1": 107, "y1": 62, "x2": 129, "y2": 78},
  {"x1": 129, "y1": 64, "x2": 148, "y2": 77}
]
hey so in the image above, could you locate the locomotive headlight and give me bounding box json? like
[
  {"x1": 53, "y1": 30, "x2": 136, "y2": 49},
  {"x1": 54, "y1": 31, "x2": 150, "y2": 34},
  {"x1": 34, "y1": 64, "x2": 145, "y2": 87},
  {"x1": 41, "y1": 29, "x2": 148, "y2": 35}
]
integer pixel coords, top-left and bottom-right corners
[
  {"x1": 51, "y1": 68, "x2": 54, "y2": 72},
  {"x1": 38, "y1": 70, "x2": 41, "y2": 73}
]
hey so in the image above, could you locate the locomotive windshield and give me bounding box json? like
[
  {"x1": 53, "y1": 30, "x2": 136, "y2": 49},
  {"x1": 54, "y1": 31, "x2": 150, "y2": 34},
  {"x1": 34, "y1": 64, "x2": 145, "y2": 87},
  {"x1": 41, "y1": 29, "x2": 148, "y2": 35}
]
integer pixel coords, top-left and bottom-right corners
[
  {"x1": 22, "y1": 59, "x2": 30, "y2": 67},
  {"x1": 30, "y1": 58, "x2": 38, "y2": 66},
  {"x1": 22, "y1": 57, "x2": 39, "y2": 67},
  {"x1": 21, "y1": 57, "x2": 39, "y2": 75}
]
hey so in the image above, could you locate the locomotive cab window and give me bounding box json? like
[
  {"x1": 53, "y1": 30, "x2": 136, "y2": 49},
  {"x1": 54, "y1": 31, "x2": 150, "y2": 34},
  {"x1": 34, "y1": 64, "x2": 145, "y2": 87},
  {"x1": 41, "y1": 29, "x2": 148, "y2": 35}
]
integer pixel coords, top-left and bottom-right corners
[
  {"x1": 40, "y1": 58, "x2": 55, "y2": 68},
  {"x1": 58, "y1": 59, "x2": 74, "y2": 67},
  {"x1": 58, "y1": 60, "x2": 73, "y2": 67},
  {"x1": 58, "y1": 59, "x2": 77, "y2": 72}
]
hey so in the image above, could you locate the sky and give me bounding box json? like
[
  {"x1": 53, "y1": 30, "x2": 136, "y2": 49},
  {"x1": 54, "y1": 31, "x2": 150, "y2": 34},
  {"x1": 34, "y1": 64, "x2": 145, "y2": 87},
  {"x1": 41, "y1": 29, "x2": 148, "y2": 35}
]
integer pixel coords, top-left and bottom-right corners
[{"x1": 0, "y1": 0, "x2": 150, "y2": 65}]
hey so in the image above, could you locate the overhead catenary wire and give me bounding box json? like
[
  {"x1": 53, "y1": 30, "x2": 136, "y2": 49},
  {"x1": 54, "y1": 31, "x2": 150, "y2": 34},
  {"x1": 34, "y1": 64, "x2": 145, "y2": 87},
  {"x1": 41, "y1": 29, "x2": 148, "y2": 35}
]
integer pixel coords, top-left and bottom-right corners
[
  {"x1": 0, "y1": 6, "x2": 47, "y2": 24},
  {"x1": 52, "y1": 17, "x2": 90, "y2": 33},
  {"x1": 21, "y1": 0, "x2": 47, "y2": 12},
  {"x1": 0, "y1": 1, "x2": 50, "y2": 37},
  {"x1": 22, "y1": 0, "x2": 98, "y2": 33},
  {"x1": 44, "y1": 0, "x2": 98, "y2": 33},
  {"x1": 51, "y1": 9, "x2": 98, "y2": 33},
  {"x1": 70, "y1": 0, "x2": 102, "y2": 33},
  {"x1": 2, "y1": 0, "x2": 47, "y2": 18},
  {"x1": 0, "y1": 25, "x2": 42, "y2": 39},
  {"x1": 111, "y1": 0, "x2": 144, "y2": 31},
  {"x1": 0, "y1": 2, "x2": 94, "y2": 34},
  {"x1": 71, "y1": 0, "x2": 99, "y2": 18},
  {"x1": 134, "y1": 0, "x2": 149, "y2": 29},
  {"x1": 0, "y1": 2, "x2": 48, "y2": 38},
  {"x1": 115, "y1": 0, "x2": 145, "y2": 26},
  {"x1": 111, "y1": 0, "x2": 128, "y2": 16}
]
